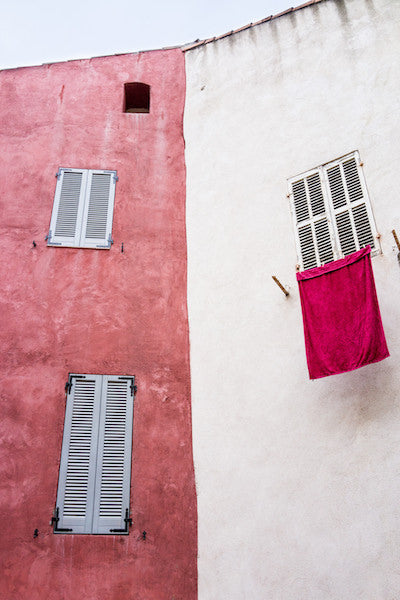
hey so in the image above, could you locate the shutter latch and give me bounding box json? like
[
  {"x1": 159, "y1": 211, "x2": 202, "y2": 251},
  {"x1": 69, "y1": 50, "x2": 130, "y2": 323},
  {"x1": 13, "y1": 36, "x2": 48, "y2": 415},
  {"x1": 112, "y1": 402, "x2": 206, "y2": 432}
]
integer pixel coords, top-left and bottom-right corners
[
  {"x1": 110, "y1": 508, "x2": 132, "y2": 534},
  {"x1": 51, "y1": 507, "x2": 73, "y2": 533}
]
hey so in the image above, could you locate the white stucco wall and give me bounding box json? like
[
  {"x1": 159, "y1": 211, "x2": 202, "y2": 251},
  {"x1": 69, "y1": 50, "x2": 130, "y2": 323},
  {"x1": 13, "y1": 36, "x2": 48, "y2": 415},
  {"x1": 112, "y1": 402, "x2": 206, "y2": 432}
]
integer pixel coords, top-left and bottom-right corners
[{"x1": 184, "y1": 0, "x2": 400, "y2": 598}]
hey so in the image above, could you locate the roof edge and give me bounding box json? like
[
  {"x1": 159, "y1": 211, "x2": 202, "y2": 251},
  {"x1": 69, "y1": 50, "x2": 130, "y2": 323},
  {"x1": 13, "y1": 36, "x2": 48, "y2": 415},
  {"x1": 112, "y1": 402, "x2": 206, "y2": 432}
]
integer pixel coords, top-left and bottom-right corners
[
  {"x1": 0, "y1": 45, "x2": 182, "y2": 73},
  {"x1": 182, "y1": 0, "x2": 328, "y2": 51},
  {"x1": 1, "y1": 0, "x2": 329, "y2": 71}
]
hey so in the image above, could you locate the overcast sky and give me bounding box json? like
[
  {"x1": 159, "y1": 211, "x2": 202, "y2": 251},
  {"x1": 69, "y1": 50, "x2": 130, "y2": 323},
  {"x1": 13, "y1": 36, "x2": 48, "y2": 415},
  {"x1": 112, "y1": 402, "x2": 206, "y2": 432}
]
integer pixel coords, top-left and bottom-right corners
[{"x1": 1, "y1": 0, "x2": 294, "y2": 70}]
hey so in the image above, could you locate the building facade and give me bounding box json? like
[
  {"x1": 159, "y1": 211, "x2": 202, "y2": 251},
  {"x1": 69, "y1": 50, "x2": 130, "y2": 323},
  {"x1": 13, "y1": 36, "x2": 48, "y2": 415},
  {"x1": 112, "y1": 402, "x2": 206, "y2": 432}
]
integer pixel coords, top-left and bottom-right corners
[
  {"x1": 0, "y1": 49, "x2": 197, "y2": 599},
  {"x1": 183, "y1": 0, "x2": 400, "y2": 598}
]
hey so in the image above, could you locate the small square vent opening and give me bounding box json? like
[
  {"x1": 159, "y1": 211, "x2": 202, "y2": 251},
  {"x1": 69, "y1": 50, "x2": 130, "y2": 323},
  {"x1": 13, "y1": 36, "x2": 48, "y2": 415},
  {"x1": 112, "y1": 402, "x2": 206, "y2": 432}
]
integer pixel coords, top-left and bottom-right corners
[{"x1": 124, "y1": 82, "x2": 150, "y2": 113}]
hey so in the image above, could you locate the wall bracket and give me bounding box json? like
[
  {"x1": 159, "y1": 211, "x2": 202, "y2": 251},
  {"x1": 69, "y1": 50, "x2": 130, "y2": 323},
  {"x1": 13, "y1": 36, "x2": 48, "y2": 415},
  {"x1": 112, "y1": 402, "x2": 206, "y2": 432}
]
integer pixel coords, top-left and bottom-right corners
[
  {"x1": 272, "y1": 275, "x2": 289, "y2": 297},
  {"x1": 110, "y1": 508, "x2": 132, "y2": 534}
]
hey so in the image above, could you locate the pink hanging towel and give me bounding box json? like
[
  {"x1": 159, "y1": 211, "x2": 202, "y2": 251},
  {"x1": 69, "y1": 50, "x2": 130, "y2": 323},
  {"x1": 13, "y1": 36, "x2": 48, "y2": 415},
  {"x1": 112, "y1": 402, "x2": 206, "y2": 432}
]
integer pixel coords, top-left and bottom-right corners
[{"x1": 297, "y1": 246, "x2": 389, "y2": 379}]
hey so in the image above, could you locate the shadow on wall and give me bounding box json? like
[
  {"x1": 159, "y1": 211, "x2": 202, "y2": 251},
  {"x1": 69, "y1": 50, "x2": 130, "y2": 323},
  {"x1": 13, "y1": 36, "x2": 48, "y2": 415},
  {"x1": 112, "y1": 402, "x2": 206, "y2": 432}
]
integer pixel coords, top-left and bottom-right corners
[{"x1": 317, "y1": 357, "x2": 396, "y2": 430}]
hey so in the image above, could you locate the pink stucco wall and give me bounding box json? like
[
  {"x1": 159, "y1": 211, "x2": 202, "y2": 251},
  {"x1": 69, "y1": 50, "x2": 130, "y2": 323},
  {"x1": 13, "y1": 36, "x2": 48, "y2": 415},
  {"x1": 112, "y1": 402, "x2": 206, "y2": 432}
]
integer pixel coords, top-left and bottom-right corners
[{"x1": 0, "y1": 49, "x2": 197, "y2": 599}]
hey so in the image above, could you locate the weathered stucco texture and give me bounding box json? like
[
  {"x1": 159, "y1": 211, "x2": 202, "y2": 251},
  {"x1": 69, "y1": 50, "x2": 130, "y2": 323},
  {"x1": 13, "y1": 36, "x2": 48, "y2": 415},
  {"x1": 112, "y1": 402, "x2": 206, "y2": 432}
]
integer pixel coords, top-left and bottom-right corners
[
  {"x1": 0, "y1": 49, "x2": 197, "y2": 599},
  {"x1": 184, "y1": 0, "x2": 400, "y2": 598}
]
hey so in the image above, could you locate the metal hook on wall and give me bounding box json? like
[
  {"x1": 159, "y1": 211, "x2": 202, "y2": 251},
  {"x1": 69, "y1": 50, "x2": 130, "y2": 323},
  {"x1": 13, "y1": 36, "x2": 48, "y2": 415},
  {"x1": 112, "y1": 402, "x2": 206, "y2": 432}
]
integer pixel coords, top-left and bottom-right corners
[
  {"x1": 392, "y1": 229, "x2": 400, "y2": 251},
  {"x1": 272, "y1": 275, "x2": 289, "y2": 297},
  {"x1": 392, "y1": 230, "x2": 400, "y2": 265}
]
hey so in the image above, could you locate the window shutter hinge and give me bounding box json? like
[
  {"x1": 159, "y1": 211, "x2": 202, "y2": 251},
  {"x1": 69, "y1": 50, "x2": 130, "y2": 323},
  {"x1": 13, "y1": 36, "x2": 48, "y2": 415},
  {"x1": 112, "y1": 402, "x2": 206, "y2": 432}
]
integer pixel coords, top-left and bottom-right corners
[
  {"x1": 65, "y1": 374, "x2": 85, "y2": 395},
  {"x1": 110, "y1": 508, "x2": 132, "y2": 533},
  {"x1": 46, "y1": 230, "x2": 62, "y2": 246},
  {"x1": 51, "y1": 507, "x2": 73, "y2": 533},
  {"x1": 114, "y1": 174, "x2": 119, "y2": 183},
  {"x1": 55, "y1": 171, "x2": 61, "y2": 179},
  {"x1": 97, "y1": 234, "x2": 114, "y2": 249},
  {"x1": 118, "y1": 376, "x2": 136, "y2": 396}
]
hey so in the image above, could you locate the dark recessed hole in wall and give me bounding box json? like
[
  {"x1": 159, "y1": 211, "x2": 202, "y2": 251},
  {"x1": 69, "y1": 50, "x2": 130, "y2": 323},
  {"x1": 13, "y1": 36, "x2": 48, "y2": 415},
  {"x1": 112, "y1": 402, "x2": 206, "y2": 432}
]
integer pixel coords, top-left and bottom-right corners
[{"x1": 124, "y1": 82, "x2": 150, "y2": 113}]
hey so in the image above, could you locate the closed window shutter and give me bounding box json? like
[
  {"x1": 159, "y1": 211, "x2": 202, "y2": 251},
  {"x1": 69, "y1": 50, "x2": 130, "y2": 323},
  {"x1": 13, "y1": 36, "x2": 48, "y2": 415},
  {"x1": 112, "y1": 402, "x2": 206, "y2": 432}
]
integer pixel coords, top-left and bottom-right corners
[
  {"x1": 290, "y1": 171, "x2": 334, "y2": 270},
  {"x1": 92, "y1": 376, "x2": 134, "y2": 534},
  {"x1": 48, "y1": 169, "x2": 88, "y2": 246},
  {"x1": 55, "y1": 374, "x2": 134, "y2": 535},
  {"x1": 324, "y1": 155, "x2": 376, "y2": 257},
  {"x1": 55, "y1": 375, "x2": 102, "y2": 533},
  {"x1": 80, "y1": 171, "x2": 116, "y2": 248}
]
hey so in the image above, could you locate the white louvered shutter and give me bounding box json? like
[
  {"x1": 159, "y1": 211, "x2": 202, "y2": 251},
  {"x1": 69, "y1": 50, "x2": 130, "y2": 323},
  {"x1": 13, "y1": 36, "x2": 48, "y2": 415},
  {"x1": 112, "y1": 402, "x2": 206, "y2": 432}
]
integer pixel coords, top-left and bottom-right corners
[
  {"x1": 290, "y1": 170, "x2": 335, "y2": 270},
  {"x1": 55, "y1": 375, "x2": 102, "y2": 533},
  {"x1": 324, "y1": 154, "x2": 376, "y2": 257},
  {"x1": 48, "y1": 169, "x2": 88, "y2": 247},
  {"x1": 92, "y1": 376, "x2": 134, "y2": 534},
  {"x1": 80, "y1": 171, "x2": 116, "y2": 249},
  {"x1": 288, "y1": 152, "x2": 378, "y2": 271}
]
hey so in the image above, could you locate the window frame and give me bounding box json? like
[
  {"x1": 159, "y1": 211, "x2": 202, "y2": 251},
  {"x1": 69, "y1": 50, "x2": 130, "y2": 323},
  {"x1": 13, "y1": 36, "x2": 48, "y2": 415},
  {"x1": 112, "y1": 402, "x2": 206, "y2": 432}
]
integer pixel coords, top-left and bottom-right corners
[
  {"x1": 47, "y1": 167, "x2": 117, "y2": 249},
  {"x1": 288, "y1": 151, "x2": 379, "y2": 271},
  {"x1": 123, "y1": 82, "x2": 150, "y2": 113}
]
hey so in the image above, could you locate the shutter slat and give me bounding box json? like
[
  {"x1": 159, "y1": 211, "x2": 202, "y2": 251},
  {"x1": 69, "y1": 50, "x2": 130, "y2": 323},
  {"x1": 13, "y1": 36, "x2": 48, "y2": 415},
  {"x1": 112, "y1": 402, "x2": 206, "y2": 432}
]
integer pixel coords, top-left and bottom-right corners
[
  {"x1": 327, "y1": 165, "x2": 347, "y2": 209},
  {"x1": 343, "y1": 158, "x2": 364, "y2": 202},
  {"x1": 335, "y1": 211, "x2": 357, "y2": 255},
  {"x1": 307, "y1": 173, "x2": 325, "y2": 217},
  {"x1": 292, "y1": 180, "x2": 309, "y2": 223},
  {"x1": 298, "y1": 224, "x2": 317, "y2": 270},
  {"x1": 352, "y1": 203, "x2": 375, "y2": 249},
  {"x1": 314, "y1": 219, "x2": 334, "y2": 265}
]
